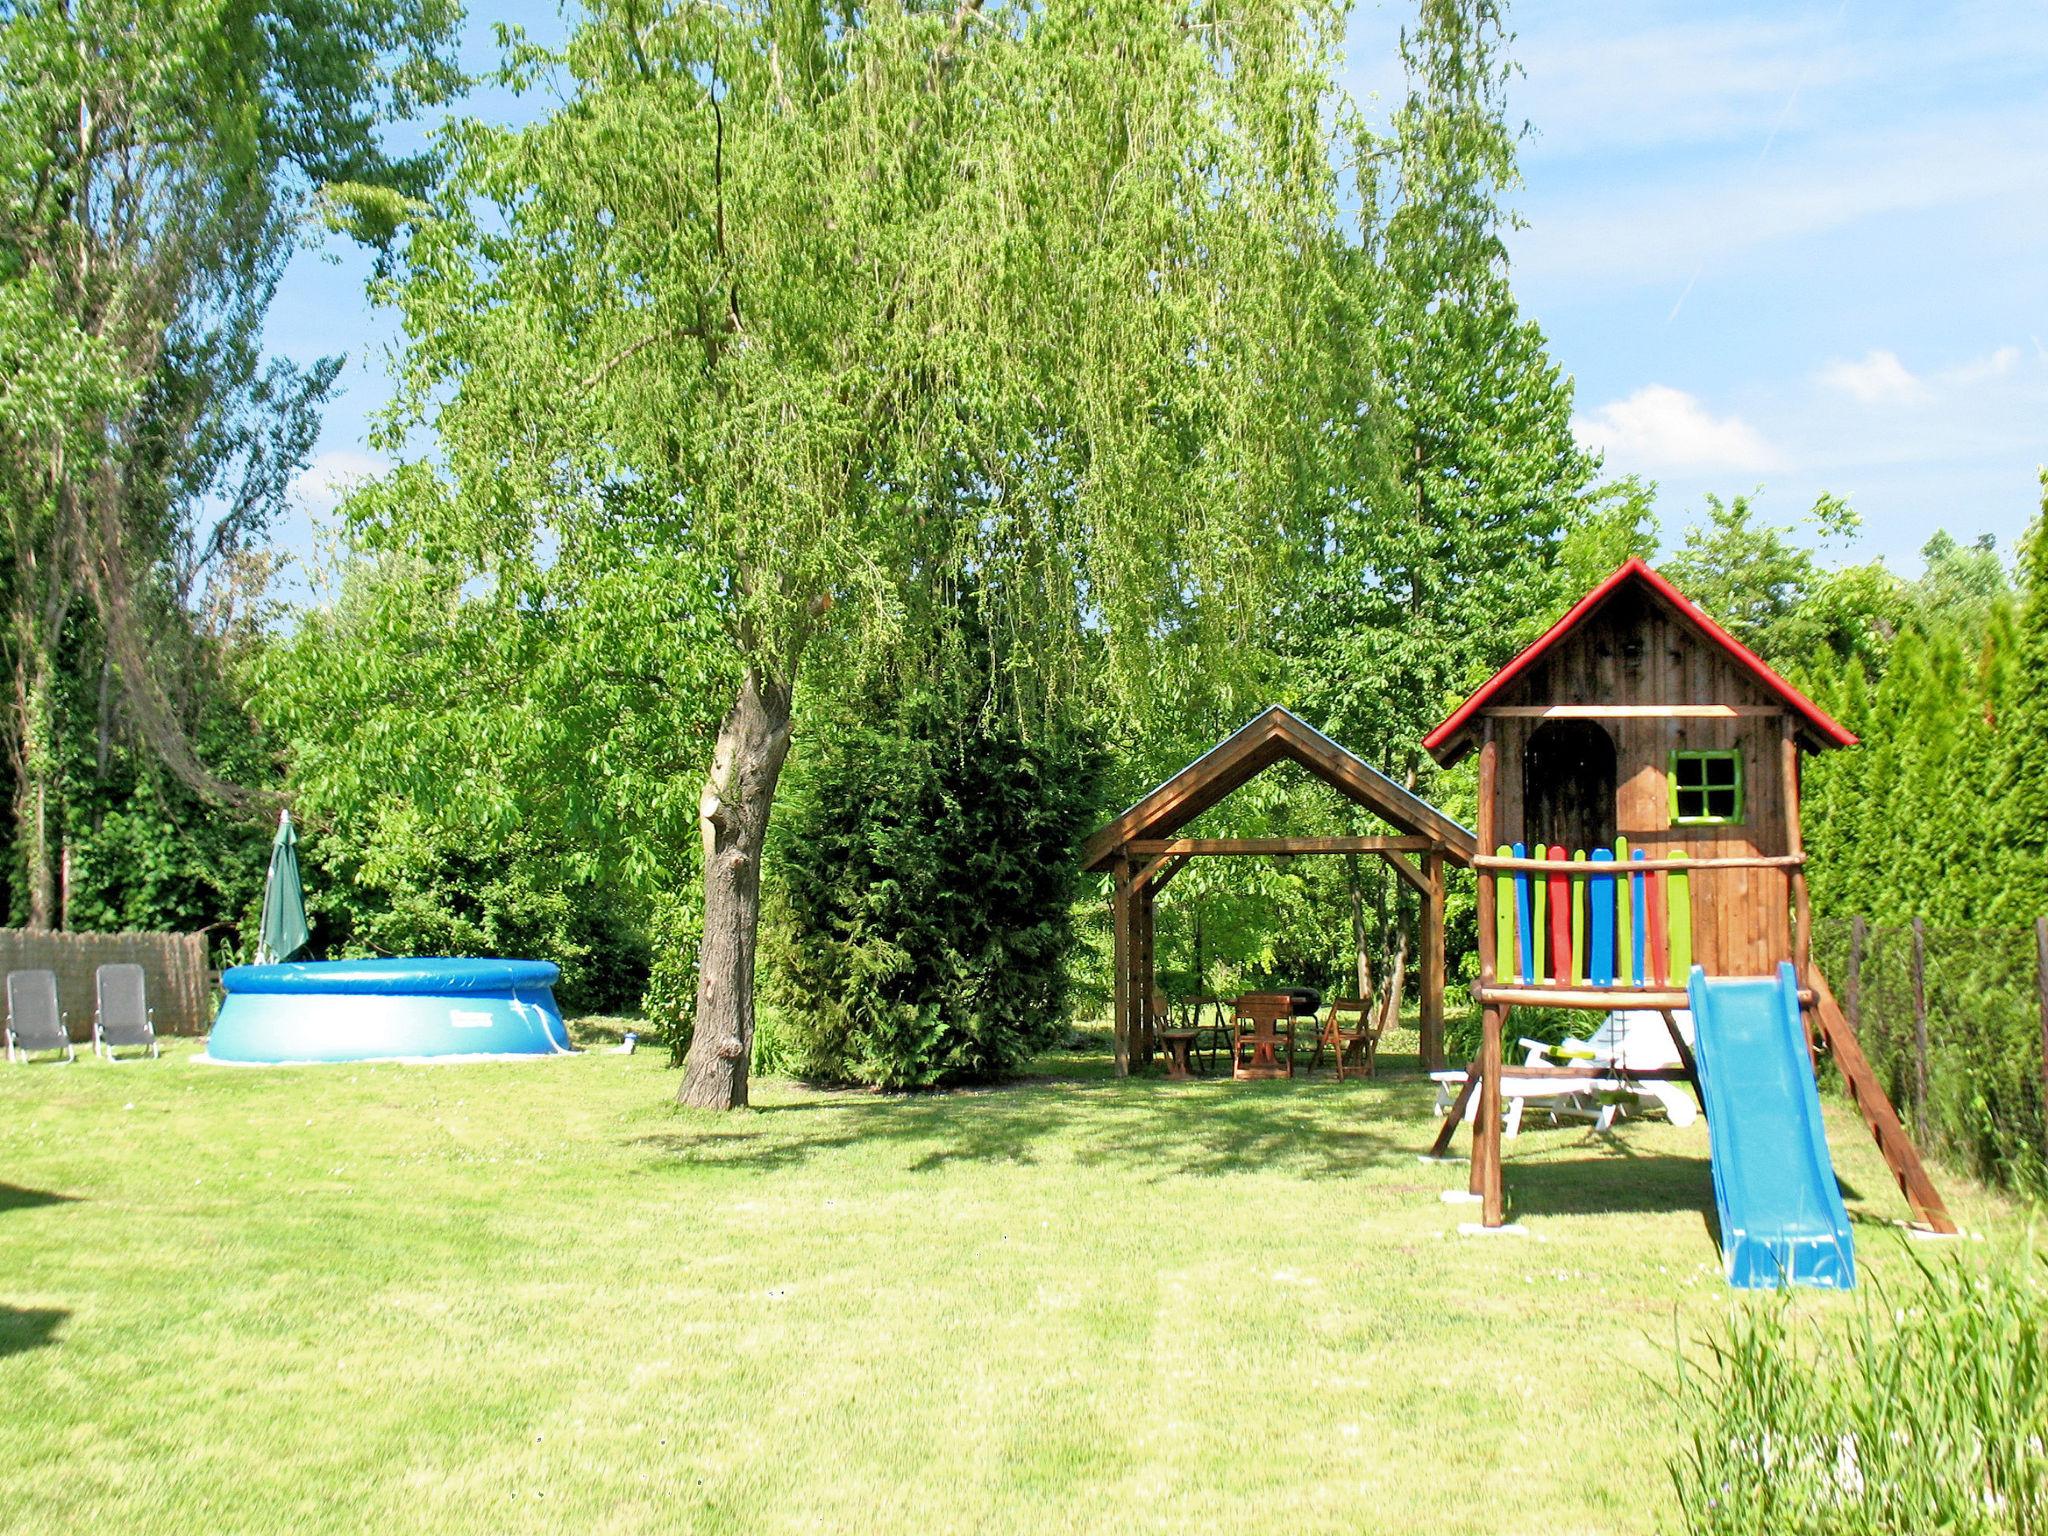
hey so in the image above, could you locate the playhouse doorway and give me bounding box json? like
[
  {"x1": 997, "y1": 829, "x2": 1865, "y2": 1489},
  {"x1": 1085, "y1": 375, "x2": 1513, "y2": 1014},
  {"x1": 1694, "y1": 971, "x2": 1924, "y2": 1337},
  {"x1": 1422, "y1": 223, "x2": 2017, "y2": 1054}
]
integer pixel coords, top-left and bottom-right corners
[{"x1": 1524, "y1": 719, "x2": 1616, "y2": 852}]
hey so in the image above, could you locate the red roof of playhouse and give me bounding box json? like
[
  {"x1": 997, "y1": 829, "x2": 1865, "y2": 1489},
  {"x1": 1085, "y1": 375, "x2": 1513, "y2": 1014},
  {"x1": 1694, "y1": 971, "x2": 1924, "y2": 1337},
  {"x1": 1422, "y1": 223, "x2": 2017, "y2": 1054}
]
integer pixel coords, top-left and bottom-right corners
[{"x1": 1422, "y1": 558, "x2": 1857, "y2": 765}]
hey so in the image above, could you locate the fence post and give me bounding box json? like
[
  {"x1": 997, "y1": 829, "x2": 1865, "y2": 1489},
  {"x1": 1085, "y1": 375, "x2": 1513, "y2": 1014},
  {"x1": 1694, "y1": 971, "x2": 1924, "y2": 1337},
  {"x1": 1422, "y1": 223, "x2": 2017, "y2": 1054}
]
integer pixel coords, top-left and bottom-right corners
[
  {"x1": 1847, "y1": 915, "x2": 1865, "y2": 1038},
  {"x1": 2036, "y1": 916, "x2": 2048, "y2": 1164},
  {"x1": 1910, "y1": 916, "x2": 1929, "y2": 1146}
]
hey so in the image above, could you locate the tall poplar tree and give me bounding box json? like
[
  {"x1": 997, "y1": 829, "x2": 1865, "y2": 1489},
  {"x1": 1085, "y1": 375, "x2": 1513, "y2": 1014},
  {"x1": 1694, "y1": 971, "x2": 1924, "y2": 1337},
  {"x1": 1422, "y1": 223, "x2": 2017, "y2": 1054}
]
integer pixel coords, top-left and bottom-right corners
[
  {"x1": 1296, "y1": 0, "x2": 1599, "y2": 775},
  {"x1": 365, "y1": 0, "x2": 1359, "y2": 1108},
  {"x1": 0, "y1": 0, "x2": 459, "y2": 925}
]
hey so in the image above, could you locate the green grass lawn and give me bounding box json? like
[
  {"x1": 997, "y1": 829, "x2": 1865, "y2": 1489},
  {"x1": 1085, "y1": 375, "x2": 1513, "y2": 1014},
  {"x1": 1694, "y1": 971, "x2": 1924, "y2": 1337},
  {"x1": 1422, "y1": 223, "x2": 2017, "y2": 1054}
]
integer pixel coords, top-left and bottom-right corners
[{"x1": 0, "y1": 1022, "x2": 2022, "y2": 1535}]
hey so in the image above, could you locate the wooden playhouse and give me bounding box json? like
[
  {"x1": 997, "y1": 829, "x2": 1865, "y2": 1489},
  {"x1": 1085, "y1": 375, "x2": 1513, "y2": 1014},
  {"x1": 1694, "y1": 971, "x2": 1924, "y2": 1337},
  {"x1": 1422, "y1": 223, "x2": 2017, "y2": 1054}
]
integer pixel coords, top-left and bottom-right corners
[{"x1": 1421, "y1": 559, "x2": 1953, "y2": 1252}]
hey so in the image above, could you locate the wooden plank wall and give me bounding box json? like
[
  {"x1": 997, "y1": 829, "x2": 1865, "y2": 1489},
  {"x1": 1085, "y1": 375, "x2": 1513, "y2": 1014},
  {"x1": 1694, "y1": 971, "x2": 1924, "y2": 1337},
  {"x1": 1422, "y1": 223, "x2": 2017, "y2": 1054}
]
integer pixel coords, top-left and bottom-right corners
[
  {"x1": 1487, "y1": 591, "x2": 1794, "y2": 975},
  {"x1": 0, "y1": 930, "x2": 213, "y2": 1038}
]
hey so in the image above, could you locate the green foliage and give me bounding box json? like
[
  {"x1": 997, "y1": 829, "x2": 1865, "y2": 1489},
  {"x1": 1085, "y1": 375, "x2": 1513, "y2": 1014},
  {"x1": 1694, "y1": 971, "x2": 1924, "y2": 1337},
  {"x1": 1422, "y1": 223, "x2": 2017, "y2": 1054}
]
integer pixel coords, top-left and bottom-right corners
[
  {"x1": 296, "y1": 806, "x2": 650, "y2": 1016},
  {"x1": 257, "y1": 553, "x2": 698, "y2": 1008},
  {"x1": 642, "y1": 889, "x2": 705, "y2": 1063},
  {"x1": 1998, "y1": 481, "x2": 2048, "y2": 921},
  {"x1": 365, "y1": 0, "x2": 1377, "y2": 1103},
  {"x1": 1295, "y1": 0, "x2": 1603, "y2": 777},
  {"x1": 1669, "y1": 1246, "x2": 2048, "y2": 1536},
  {"x1": 1683, "y1": 488, "x2": 2045, "y2": 1195},
  {"x1": 1664, "y1": 493, "x2": 1902, "y2": 670},
  {"x1": 0, "y1": 0, "x2": 460, "y2": 925},
  {"x1": 764, "y1": 691, "x2": 1103, "y2": 1089}
]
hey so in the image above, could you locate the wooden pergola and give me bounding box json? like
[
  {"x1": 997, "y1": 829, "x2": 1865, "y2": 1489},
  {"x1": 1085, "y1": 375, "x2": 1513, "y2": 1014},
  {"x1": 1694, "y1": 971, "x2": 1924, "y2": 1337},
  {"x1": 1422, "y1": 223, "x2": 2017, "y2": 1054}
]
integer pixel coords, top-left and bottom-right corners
[{"x1": 1082, "y1": 707, "x2": 1477, "y2": 1074}]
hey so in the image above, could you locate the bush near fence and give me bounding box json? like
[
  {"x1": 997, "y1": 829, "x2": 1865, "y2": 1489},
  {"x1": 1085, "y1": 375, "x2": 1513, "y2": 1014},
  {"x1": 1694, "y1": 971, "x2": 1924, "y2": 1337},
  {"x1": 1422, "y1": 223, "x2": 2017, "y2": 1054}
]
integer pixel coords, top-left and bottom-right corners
[
  {"x1": 0, "y1": 930, "x2": 213, "y2": 1039},
  {"x1": 1813, "y1": 915, "x2": 2048, "y2": 1196}
]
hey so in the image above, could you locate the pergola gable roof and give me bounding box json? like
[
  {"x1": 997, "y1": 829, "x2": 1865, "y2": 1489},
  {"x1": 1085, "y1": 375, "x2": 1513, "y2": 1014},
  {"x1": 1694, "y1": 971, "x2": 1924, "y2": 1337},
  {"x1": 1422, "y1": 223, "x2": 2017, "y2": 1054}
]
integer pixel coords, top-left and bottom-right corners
[
  {"x1": 1081, "y1": 707, "x2": 1475, "y2": 872},
  {"x1": 1421, "y1": 558, "x2": 1858, "y2": 766}
]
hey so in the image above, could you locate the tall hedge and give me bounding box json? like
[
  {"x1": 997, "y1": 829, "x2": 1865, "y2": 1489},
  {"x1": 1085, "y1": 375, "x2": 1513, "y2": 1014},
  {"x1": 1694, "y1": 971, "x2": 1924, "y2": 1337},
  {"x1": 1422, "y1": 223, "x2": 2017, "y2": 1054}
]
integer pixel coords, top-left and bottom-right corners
[{"x1": 765, "y1": 692, "x2": 1101, "y2": 1090}]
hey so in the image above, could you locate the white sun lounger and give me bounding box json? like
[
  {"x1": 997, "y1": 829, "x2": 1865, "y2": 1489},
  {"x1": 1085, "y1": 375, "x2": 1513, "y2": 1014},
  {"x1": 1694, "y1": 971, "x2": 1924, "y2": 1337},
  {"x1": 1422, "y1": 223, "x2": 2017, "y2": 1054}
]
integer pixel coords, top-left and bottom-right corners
[{"x1": 1431, "y1": 1011, "x2": 1700, "y2": 1136}]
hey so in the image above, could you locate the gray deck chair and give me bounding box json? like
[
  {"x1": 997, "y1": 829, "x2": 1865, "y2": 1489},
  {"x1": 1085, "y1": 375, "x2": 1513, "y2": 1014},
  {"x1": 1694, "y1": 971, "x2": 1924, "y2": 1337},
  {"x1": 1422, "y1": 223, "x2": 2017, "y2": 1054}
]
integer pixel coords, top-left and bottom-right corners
[
  {"x1": 5, "y1": 970, "x2": 74, "y2": 1063},
  {"x1": 94, "y1": 964, "x2": 157, "y2": 1059}
]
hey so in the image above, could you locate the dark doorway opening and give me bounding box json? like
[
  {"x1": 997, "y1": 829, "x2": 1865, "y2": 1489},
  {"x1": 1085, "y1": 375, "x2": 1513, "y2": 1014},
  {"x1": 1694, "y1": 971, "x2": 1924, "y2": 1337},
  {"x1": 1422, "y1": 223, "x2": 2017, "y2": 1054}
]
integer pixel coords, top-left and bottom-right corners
[{"x1": 1524, "y1": 720, "x2": 1617, "y2": 852}]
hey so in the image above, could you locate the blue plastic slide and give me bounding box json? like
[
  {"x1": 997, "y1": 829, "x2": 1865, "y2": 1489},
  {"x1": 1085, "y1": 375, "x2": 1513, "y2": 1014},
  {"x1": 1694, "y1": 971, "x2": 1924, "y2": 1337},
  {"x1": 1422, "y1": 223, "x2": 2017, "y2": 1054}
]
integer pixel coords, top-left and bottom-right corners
[{"x1": 1687, "y1": 964, "x2": 1857, "y2": 1289}]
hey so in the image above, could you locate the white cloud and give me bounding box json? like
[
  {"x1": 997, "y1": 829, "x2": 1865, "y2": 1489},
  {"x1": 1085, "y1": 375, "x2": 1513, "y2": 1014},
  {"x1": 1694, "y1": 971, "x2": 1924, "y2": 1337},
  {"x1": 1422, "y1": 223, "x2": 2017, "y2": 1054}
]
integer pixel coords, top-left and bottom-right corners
[
  {"x1": 1573, "y1": 385, "x2": 1785, "y2": 473},
  {"x1": 1817, "y1": 349, "x2": 1927, "y2": 404},
  {"x1": 1513, "y1": 104, "x2": 2048, "y2": 286},
  {"x1": 289, "y1": 449, "x2": 385, "y2": 518},
  {"x1": 1817, "y1": 343, "x2": 2030, "y2": 407},
  {"x1": 1940, "y1": 344, "x2": 2022, "y2": 386},
  {"x1": 1505, "y1": 3, "x2": 2048, "y2": 163}
]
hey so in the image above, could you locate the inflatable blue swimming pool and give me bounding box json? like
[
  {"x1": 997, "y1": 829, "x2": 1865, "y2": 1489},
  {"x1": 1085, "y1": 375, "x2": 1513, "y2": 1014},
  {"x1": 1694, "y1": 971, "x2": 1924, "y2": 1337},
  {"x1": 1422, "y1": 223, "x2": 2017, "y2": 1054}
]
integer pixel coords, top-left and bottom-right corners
[{"x1": 207, "y1": 958, "x2": 572, "y2": 1063}]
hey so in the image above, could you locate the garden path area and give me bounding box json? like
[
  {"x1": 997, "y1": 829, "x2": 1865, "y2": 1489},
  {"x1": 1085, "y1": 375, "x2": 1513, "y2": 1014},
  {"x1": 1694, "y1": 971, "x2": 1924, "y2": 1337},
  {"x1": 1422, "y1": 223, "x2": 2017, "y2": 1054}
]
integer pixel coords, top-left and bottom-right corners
[{"x1": 0, "y1": 1025, "x2": 2019, "y2": 1535}]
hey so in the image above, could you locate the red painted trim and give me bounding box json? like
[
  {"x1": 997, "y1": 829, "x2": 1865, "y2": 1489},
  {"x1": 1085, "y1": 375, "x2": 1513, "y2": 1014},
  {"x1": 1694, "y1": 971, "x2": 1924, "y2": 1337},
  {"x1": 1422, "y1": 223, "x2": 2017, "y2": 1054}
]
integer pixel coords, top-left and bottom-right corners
[{"x1": 1421, "y1": 558, "x2": 1857, "y2": 759}]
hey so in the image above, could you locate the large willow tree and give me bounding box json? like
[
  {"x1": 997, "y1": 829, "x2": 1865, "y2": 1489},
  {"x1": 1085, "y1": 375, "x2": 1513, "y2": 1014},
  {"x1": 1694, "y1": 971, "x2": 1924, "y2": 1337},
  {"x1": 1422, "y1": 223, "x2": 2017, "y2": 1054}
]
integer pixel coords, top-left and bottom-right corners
[{"x1": 368, "y1": 0, "x2": 1366, "y2": 1107}]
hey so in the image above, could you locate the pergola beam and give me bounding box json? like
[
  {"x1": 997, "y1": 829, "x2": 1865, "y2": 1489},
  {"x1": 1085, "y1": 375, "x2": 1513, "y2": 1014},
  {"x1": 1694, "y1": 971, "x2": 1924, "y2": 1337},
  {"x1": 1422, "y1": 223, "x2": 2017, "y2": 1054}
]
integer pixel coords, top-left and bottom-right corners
[{"x1": 1127, "y1": 836, "x2": 1435, "y2": 857}]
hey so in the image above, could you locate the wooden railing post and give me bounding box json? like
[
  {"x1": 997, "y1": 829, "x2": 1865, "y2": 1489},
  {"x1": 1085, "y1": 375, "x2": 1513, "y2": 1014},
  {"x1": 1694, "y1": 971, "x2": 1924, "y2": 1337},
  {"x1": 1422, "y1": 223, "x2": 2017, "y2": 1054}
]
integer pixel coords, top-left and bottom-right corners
[
  {"x1": 1420, "y1": 853, "x2": 1446, "y2": 1071},
  {"x1": 1846, "y1": 915, "x2": 1865, "y2": 1038}
]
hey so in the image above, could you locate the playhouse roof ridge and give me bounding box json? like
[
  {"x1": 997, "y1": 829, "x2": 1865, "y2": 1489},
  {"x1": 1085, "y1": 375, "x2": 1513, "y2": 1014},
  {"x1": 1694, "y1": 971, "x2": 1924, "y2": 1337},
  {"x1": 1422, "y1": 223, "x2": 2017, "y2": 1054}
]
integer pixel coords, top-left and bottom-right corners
[{"x1": 1421, "y1": 557, "x2": 1857, "y2": 763}]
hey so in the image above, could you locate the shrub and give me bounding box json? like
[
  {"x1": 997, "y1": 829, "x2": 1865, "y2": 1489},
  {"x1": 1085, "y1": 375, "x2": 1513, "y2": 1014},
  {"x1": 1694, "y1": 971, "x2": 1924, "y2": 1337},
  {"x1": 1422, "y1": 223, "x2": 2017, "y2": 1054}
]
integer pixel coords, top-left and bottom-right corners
[
  {"x1": 641, "y1": 888, "x2": 702, "y2": 1064},
  {"x1": 1668, "y1": 1243, "x2": 2048, "y2": 1535},
  {"x1": 300, "y1": 808, "x2": 651, "y2": 1016},
  {"x1": 763, "y1": 691, "x2": 1102, "y2": 1090}
]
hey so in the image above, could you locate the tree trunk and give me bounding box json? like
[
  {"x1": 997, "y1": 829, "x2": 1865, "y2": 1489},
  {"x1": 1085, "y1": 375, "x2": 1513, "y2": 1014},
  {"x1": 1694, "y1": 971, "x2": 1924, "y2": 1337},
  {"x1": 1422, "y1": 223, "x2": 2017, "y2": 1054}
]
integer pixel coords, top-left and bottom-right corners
[
  {"x1": 11, "y1": 655, "x2": 57, "y2": 931},
  {"x1": 678, "y1": 665, "x2": 796, "y2": 1109}
]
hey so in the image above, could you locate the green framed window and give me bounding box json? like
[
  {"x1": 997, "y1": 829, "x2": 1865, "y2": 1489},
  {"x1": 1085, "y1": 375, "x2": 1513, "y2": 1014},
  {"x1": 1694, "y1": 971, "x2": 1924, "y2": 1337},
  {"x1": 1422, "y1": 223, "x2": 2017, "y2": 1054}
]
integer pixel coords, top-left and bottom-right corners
[{"x1": 1670, "y1": 749, "x2": 1744, "y2": 826}]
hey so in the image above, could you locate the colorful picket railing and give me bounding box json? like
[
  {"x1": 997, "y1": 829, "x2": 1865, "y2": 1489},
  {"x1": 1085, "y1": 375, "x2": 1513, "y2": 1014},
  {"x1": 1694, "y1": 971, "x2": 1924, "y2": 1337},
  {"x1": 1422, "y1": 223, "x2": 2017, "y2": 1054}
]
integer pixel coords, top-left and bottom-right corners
[{"x1": 1491, "y1": 841, "x2": 1692, "y2": 986}]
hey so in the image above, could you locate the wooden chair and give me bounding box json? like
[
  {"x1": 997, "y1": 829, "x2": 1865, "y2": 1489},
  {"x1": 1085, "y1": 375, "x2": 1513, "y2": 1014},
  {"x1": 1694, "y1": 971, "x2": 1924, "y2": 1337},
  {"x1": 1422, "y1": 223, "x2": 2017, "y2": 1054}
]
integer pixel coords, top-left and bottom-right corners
[
  {"x1": 1309, "y1": 997, "x2": 1378, "y2": 1080},
  {"x1": 1231, "y1": 992, "x2": 1296, "y2": 1081},
  {"x1": 1182, "y1": 995, "x2": 1230, "y2": 1075}
]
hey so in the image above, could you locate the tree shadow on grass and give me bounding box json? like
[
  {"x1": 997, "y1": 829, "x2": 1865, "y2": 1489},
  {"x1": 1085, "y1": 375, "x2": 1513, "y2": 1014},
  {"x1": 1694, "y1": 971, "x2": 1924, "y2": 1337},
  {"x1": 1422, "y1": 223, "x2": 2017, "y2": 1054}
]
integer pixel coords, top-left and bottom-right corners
[
  {"x1": 0, "y1": 1183, "x2": 78, "y2": 1215},
  {"x1": 629, "y1": 1065, "x2": 1425, "y2": 1181},
  {"x1": 0, "y1": 1305, "x2": 66, "y2": 1359}
]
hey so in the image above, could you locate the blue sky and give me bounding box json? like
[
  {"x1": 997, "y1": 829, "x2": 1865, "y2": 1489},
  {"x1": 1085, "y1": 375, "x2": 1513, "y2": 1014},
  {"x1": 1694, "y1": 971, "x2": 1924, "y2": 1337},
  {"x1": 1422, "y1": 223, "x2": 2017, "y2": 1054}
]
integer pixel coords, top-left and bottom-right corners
[{"x1": 269, "y1": 0, "x2": 2048, "y2": 575}]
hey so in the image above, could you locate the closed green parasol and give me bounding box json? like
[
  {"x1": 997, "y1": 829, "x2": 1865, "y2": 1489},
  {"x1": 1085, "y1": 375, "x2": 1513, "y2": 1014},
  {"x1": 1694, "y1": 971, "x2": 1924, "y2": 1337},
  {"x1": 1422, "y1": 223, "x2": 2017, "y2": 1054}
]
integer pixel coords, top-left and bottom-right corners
[{"x1": 256, "y1": 809, "x2": 310, "y2": 964}]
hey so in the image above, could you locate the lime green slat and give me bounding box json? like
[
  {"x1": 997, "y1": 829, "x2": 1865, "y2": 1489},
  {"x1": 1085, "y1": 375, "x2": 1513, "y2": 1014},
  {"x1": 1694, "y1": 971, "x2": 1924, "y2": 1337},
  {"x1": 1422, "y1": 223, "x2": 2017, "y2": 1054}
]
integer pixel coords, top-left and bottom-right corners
[
  {"x1": 1669, "y1": 848, "x2": 1693, "y2": 979},
  {"x1": 1494, "y1": 845, "x2": 1516, "y2": 980},
  {"x1": 1570, "y1": 848, "x2": 1587, "y2": 985},
  {"x1": 1614, "y1": 836, "x2": 1633, "y2": 986}
]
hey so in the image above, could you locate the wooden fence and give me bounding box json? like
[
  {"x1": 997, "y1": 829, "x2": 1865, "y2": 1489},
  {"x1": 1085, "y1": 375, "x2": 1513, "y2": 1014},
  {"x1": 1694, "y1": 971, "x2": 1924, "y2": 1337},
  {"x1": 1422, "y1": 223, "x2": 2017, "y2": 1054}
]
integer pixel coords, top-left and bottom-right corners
[
  {"x1": 0, "y1": 929, "x2": 213, "y2": 1039},
  {"x1": 1815, "y1": 915, "x2": 2048, "y2": 1195}
]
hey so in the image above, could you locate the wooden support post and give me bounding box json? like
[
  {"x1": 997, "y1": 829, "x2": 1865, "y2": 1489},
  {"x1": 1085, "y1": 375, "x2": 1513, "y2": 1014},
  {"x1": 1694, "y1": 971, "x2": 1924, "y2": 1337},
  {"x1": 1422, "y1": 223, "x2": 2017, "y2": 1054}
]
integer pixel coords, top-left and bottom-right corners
[
  {"x1": 1421, "y1": 854, "x2": 1446, "y2": 1071},
  {"x1": 1136, "y1": 887, "x2": 1156, "y2": 1066},
  {"x1": 1476, "y1": 723, "x2": 1498, "y2": 987},
  {"x1": 1111, "y1": 858, "x2": 1132, "y2": 1076},
  {"x1": 1780, "y1": 720, "x2": 1814, "y2": 1072},
  {"x1": 1469, "y1": 721, "x2": 1503, "y2": 1223},
  {"x1": 1431, "y1": 1053, "x2": 1482, "y2": 1158},
  {"x1": 1658, "y1": 1010, "x2": 1705, "y2": 1112},
  {"x1": 1910, "y1": 916, "x2": 1929, "y2": 1145},
  {"x1": 1473, "y1": 1003, "x2": 1506, "y2": 1225}
]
